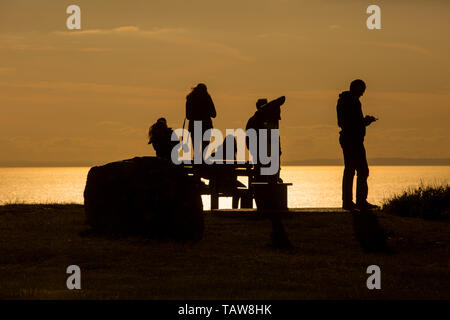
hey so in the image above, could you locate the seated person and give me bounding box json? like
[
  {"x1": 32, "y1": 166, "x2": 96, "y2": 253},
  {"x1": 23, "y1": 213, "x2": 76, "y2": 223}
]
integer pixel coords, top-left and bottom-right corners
[
  {"x1": 148, "y1": 118, "x2": 178, "y2": 160},
  {"x1": 209, "y1": 135, "x2": 246, "y2": 208}
]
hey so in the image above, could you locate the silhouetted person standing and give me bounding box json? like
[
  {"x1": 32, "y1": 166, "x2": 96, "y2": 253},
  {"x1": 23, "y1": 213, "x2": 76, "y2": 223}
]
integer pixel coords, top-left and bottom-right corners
[
  {"x1": 246, "y1": 97, "x2": 284, "y2": 183},
  {"x1": 247, "y1": 97, "x2": 290, "y2": 248},
  {"x1": 245, "y1": 98, "x2": 267, "y2": 167},
  {"x1": 186, "y1": 83, "x2": 217, "y2": 162},
  {"x1": 337, "y1": 80, "x2": 378, "y2": 210}
]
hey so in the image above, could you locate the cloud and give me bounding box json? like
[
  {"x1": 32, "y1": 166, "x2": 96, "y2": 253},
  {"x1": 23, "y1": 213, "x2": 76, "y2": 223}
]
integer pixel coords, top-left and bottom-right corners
[
  {"x1": 257, "y1": 32, "x2": 305, "y2": 41},
  {"x1": 0, "y1": 81, "x2": 185, "y2": 109},
  {"x1": 0, "y1": 67, "x2": 15, "y2": 75},
  {"x1": 283, "y1": 90, "x2": 338, "y2": 103},
  {"x1": 286, "y1": 124, "x2": 335, "y2": 131},
  {"x1": 0, "y1": 81, "x2": 181, "y2": 98},
  {"x1": 78, "y1": 47, "x2": 113, "y2": 52},
  {"x1": 0, "y1": 33, "x2": 109, "y2": 53},
  {"x1": 96, "y1": 121, "x2": 143, "y2": 137},
  {"x1": 54, "y1": 25, "x2": 186, "y2": 37},
  {"x1": 329, "y1": 25, "x2": 342, "y2": 31},
  {"x1": 55, "y1": 26, "x2": 252, "y2": 61},
  {"x1": 1, "y1": 26, "x2": 251, "y2": 61},
  {"x1": 362, "y1": 41, "x2": 432, "y2": 56}
]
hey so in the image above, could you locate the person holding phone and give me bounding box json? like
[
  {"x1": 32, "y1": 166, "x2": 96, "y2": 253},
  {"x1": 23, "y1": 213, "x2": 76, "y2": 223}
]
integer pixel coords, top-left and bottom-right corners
[{"x1": 337, "y1": 79, "x2": 378, "y2": 210}]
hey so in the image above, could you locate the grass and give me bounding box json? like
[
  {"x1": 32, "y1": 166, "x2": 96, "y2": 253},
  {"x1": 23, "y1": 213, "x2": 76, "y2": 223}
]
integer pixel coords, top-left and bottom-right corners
[
  {"x1": 0, "y1": 204, "x2": 449, "y2": 299},
  {"x1": 383, "y1": 184, "x2": 450, "y2": 219}
]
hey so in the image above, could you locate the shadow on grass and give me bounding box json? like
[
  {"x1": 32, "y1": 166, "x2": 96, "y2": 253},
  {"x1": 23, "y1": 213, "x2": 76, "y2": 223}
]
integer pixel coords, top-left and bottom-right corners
[{"x1": 352, "y1": 209, "x2": 393, "y2": 253}]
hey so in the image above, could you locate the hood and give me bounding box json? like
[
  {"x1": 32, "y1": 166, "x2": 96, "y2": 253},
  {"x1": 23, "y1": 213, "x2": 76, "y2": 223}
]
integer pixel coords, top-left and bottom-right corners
[{"x1": 339, "y1": 91, "x2": 352, "y2": 99}]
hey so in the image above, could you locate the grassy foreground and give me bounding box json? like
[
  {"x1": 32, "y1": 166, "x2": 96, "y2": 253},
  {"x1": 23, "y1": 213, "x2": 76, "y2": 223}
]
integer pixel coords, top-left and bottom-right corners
[{"x1": 0, "y1": 204, "x2": 449, "y2": 299}]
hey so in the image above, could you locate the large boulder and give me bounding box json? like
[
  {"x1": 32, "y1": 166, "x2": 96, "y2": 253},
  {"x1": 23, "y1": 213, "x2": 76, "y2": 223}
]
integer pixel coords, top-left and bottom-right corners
[{"x1": 84, "y1": 157, "x2": 204, "y2": 241}]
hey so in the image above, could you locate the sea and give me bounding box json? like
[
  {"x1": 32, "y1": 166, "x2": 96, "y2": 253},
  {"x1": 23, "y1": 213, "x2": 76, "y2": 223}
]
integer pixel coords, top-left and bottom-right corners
[{"x1": 0, "y1": 166, "x2": 449, "y2": 209}]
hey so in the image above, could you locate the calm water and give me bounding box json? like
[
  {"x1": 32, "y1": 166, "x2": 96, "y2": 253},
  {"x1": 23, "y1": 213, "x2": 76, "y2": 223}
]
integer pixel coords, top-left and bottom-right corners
[{"x1": 0, "y1": 166, "x2": 449, "y2": 209}]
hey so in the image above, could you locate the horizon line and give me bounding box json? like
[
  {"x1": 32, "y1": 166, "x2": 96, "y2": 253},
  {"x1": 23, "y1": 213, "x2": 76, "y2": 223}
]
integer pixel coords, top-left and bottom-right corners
[{"x1": 1, "y1": 157, "x2": 450, "y2": 167}]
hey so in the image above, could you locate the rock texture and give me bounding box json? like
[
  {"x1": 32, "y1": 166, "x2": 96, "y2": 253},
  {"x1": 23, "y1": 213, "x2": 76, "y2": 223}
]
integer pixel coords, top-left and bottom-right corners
[{"x1": 84, "y1": 157, "x2": 204, "y2": 241}]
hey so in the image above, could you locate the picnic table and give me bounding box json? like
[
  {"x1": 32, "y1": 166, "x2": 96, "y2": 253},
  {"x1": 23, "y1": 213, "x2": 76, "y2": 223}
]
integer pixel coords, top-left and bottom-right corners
[{"x1": 181, "y1": 161, "x2": 292, "y2": 210}]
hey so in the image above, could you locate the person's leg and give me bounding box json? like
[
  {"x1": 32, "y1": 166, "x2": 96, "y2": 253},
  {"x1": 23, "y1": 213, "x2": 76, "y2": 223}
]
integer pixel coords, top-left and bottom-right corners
[
  {"x1": 188, "y1": 123, "x2": 202, "y2": 183},
  {"x1": 202, "y1": 125, "x2": 212, "y2": 164},
  {"x1": 342, "y1": 166, "x2": 355, "y2": 206},
  {"x1": 190, "y1": 121, "x2": 210, "y2": 164},
  {"x1": 188, "y1": 121, "x2": 195, "y2": 162},
  {"x1": 341, "y1": 138, "x2": 356, "y2": 207},
  {"x1": 355, "y1": 144, "x2": 369, "y2": 205}
]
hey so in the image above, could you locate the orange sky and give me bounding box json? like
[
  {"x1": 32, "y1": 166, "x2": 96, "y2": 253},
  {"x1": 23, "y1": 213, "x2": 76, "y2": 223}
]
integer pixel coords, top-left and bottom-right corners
[{"x1": 1, "y1": 0, "x2": 449, "y2": 165}]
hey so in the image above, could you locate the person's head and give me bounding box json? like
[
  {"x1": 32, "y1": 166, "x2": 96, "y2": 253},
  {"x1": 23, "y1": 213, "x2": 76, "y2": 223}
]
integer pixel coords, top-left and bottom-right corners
[
  {"x1": 195, "y1": 83, "x2": 207, "y2": 92},
  {"x1": 188, "y1": 83, "x2": 208, "y2": 98},
  {"x1": 350, "y1": 79, "x2": 366, "y2": 97},
  {"x1": 256, "y1": 98, "x2": 268, "y2": 110},
  {"x1": 148, "y1": 118, "x2": 168, "y2": 144},
  {"x1": 156, "y1": 117, "x2": 167, "y2": 127}
]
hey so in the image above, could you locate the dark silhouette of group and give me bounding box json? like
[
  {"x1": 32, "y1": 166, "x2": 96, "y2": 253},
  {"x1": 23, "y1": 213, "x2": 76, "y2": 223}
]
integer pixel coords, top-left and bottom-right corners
[{"x1": 148, "y1": 79, "x2": 379, "y2": 210}]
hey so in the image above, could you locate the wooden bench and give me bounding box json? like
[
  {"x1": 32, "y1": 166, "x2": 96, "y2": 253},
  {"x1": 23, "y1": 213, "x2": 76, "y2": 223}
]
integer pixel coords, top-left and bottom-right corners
[
  {"x1": 181, "y1": 162, "x2": 292, "y2": 210},
  {"x1": 181, "y1": 161, "x2": 254, "y2": 209}
]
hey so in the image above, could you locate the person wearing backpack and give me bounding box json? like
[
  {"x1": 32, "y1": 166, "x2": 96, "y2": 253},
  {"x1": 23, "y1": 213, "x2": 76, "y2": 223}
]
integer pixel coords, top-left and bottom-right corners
[{"x1": 185, "y1": 83, "x2": 217, "y2": 163}]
